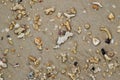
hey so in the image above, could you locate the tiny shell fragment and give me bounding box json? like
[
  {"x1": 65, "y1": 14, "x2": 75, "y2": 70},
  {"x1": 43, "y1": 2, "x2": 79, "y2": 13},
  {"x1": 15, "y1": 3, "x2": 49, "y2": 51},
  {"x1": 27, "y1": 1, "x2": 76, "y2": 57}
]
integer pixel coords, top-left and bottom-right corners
[
  {"x1": 77, "y1": 26, "x2": 82, "y2": 34},
  {"x1": 57, "y1": 12, "x2": 62, "y2": 18},
  {"x1": 61, "y1": 53, "x2": 67, "y2": 63},
  {"x1": 117, "y1": 25, "x2": 120, "y2": 33},
  {"x1": 34, "y1": 37, "x2": 42, "y2": 46},
  {"x1": 104, "y1": 54, "x2": 111, "y2": 61},
  {"x1": 44, "y1": 7, "x2": 55, "y2": 15},
  {"x1": 14, "y1": 23, "x2": 20, "y2": 28},
  {"x1": 34, "y1": 37, "x2": 43, "y2": 50},
  {"x1": 92, "y1": 2, "x2": 102, "y2": 10},
  {"x1": 92, "y1": 2, "x2": 103, "y2": 8},
  {"x1": 88, "y1": 57, "x2": 99, "y2": 64},
  {"x1": 17, "y1": 33, "x2": 25, "y2": 39},
  {"x1": 63, "y1": 20, "x2": 71, "y2": 31},
  {"x1": 34, "y1": 57, "x2": 41, "y2": 66},
  {"x1": 28, "y1": 55, "x2": 37, "y2": 62},
  {"x1": 108, "y1": 13, "x2": 115, "y2": 21},
  {"x1": 11, "y1": 3, "x2": 25, "y2": 11},
  {"x1": 84, "y1": 24, "x2": 90, "y2": 30},
  {"x1": 92, "y1": 37, "x2": 100, "y2": 46},
  {"x1": 0, "y1": 60, "x2": 7, "y2": 68},
  {"x1": 64, "y1": 13, "x2": 75, "y2": 19},
  {"x1": 70, "y1": 7, "x2": 77, "y2": 14},
  {"x1": 56, "y1": 31, "x2": 73, "y2": 45}
]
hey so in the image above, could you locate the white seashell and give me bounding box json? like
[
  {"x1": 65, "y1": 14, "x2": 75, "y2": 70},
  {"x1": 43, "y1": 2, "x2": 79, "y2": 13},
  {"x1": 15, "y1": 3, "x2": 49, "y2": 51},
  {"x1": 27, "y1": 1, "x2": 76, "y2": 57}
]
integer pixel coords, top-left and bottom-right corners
[
  {"x1": 92, "y1": 37, "x2": 100, "y2": 46},
  {"x1": 0, "y1": 60, "x2": 7, "y2": 68},
  {"x1": 57, "y1": 31, "x2": 73, "y2": 45},
  {"x1": 64, "y1": 13, "x2": 75, "y2": 19},
  {"x1": 17, "y1": 33, "x2": 25, "y2": 38},
  {"x1": 14, "y1": 23, "x2": 20, "y2": 28}
]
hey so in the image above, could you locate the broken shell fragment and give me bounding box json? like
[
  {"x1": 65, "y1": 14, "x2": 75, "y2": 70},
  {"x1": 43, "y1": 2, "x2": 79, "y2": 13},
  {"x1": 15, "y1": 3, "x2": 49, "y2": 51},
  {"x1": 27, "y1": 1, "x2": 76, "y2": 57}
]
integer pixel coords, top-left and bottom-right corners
[
  {"x1": 34, "y1": 37, "x2": 42, "y2": 46},
  {"x1": 107, "y1": 51, "x2": 115, "y2": 57},
  {"x1": 11, "y1": 3, "x2": 25, "y2": 11},
  {"x1": 0, "y1": 77, "x2": 3, "y2": 80},
  {"x1": 28, "y1": 55, "x2": 37, "y2": 62},
  {"x1": 17, "y1": 33, "x2": 25, "y2": 38},
  {"x1": 77, "y1": 26, "x2": 82, "y2": 34},
  {"x1": 0, "y1": 60, "x2": 7, "y2": 68},
  {"x1": 63, "y1": 20, "x2": 71, "y2": 31},
  {"x1": 101, "y1": 48, "x2": 111, "y2": 60},
  {"x1": 61, "y1": 53, "x2": 67, "y2": 63},
  {"x1": 1, "y1": 57, "x2": 7, "y2": 63},
  {"x1": 9, "y1": 21, "x2": 16, "y2": 30},
  {"x1": 108, "y1": 13, "x2": 115, "y2": 21},
  {"x1": 70, "y1": 7, "x2": 77, "y2": 14},
  {"x1": 34, "y1": 37, "x2": 43, "y2": 50},
  {"x1": 84, "y1": 24, "x2": 90, "y2": 30},
  {"x1": 57, "y1": 12, "x2": 62, "y2": 18},
  {"x1": 104, "y1": 54, "x2": 111, "y2": 61},
  {"x1": 14, "y1": 27, "x2": 25, "y2": 34},
  {"x1": 56, "y1": 31, "x2": 73, "y2": 45},
  {"x1": 100, "y1": 27, "x2": 112, "y2": 43},
  {"x1": 92, "y1": 2, "x2": 102, "y2": 10},
  {"x1": 34, "y1": 57, "x2": 41, "y2": 66},
  {"x1": 33, "y1": 15, "x2": 41, "y2": 30},
  {"x1": 44, "y1": 7, "x2": 55, "y2": 15},
  {"x1": 92, "y1": 37, "x2": 100, "y2": 46},
  {"x1": 68, "y1": 73, "x2": 75, "y2": 80},
  {"x1": 64, "y1": 13, "x2": 75, "y2": 19},
  {"x1": 14, "y1": 23, "x2": 20, "y2": 29},
  {"x1": 92, "y1": 2, "x2": 103, "y2": 8},
  {"x1": 88, "y1": 57, "x2": 99, "y2": 64},
  {"x1": 117, "y1": 25, "x2": 120, "y2": 33},
  {"x1": 15, "y1": 13, "x2": 22, "y2": 20},
  {"x1": 8, "y1": 39, "x2": 14, "y2": 45},
  {"x1": 92, "y1": 4, "x2": 99, "y2": 10}
]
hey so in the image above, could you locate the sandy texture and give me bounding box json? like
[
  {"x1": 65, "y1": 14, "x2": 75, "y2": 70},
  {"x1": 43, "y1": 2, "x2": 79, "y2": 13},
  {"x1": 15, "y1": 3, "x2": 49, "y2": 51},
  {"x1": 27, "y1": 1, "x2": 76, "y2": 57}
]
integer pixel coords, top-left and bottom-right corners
[{"x1": 0, "y1": 0, "x2": 120, "y2": 80}]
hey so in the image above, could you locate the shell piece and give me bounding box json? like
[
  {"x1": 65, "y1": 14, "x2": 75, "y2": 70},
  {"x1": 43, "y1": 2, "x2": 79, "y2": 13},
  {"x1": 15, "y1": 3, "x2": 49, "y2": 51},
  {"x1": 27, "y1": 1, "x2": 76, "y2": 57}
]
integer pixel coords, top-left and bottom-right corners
[
  {"x1": 70, "y1": 7, "x2": 77, "y2": 14},
  {"x1": 11, "y1": 3, "x2": 25, "y2": 11},
  {"x1": 63, "y1": 20, "x2": 71, "y2": 31},
  {"x1": 33, "y1": 15, "x2": 41, "y2": 30},
  {"x1": 92, "y1": 37, "x2": 100, "y2": 46},
  {"x1": 100, "y1": 27, "x2": 112, "y2": 39},
  {"x1": 34, "y1": 57, "x2": 41, "y2": 66},
  {"x1": 14, "y1": 27, "x2": 25, "y2": 34},
  {"x1": 0, "y1": 60, "x2": 7, "y2": 68},
  {"x1": 64, "y1": 13, "x2": 75, "y2": 19},
  {"x1": 57, "y1": 31, "x2": 73, "y2": 45},
  {"x1": 104, "y1": 54, "x2": 111, "y2": 61},
  {"x1": 34, "y1": 37, "x2": 42, "y2": 46},
  {"x1": 9, "y1": 21, "x2": 16, "y2": 30},
  {"x1": 84, "y1": 24, "x2": 90, "y2": 30},
  {"x1": 88, "y1": 57, "x2": 99, "y2": 64},
  {"x1": 57, "y1": 12, "x2": 62, "y2": 18},
  {"x1": 68, "y1": 73, "x2": 75, "y2": 80},
  {"x1": 108, "y1": 13, "x2": 115, "y2": 21},
  {"x1": 14, "y1": 23, "x2": 20, "y2": 28},
  {"x1": 61, "y1": 53, "x2": 67, "y2": 63},
  {"x1": 34, "y1": 37, "x2": 43, "y2": 50},
  {"x1": 92, "y1": 2, "x2": 102, "y2": 10},
  {"x1": 0, "y1": 78, "x2": 3, "y2": 80},
  {"x1": 17, "y1": 33, "x2": 25, "y2": 39},
  {"x1": 77, "y1": 26, "x2": 82, "y2": 34},
  {"x1": 44, "y1": 7, "x2": 55, "y2": 15},
  {"x1": 117, "y1": 25, "x2": 120, "y2": 33},
  {"x1": 92, "y1": 2, "x2": 103, "y2": 8},
  {"x1": 28, "y1": 55, "x2": 37, "y2": 62}
]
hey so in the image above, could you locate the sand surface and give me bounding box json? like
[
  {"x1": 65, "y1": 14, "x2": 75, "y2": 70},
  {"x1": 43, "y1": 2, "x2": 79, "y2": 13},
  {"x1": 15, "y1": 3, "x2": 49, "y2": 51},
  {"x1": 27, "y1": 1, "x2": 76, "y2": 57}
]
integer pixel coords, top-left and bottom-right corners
[{"x1": 0, "y1": 0, "x2": 120, "y2": 80}]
